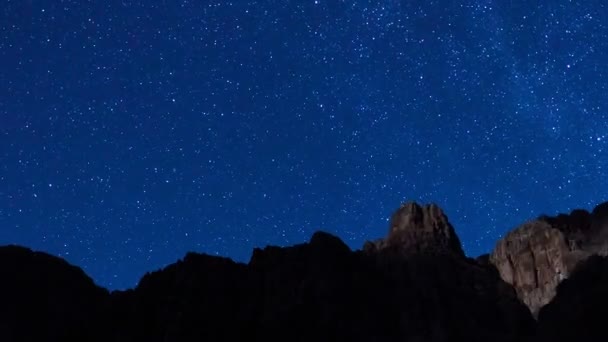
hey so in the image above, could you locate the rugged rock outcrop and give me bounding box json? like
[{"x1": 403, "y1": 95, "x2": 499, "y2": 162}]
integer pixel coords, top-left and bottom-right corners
[
  {"x1": 363, "y1": 202, "x2": 465, "y2": 257},
  {"x1": 490, "y1": 201, "x2": 608, "y2": 316}
]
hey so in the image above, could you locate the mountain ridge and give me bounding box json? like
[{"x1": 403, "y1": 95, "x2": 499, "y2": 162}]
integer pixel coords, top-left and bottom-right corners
[{"x1": 1, "y1": 200, "x2": 607, "y2": 341}]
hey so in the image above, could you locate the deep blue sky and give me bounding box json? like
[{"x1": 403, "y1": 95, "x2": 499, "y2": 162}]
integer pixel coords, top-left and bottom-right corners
[{"x1": 1, "y1": 0, "x2": 607, "y2": 289}]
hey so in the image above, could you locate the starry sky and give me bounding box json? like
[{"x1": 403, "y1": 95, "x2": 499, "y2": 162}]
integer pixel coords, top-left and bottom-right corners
[{"x1": 1, "y1": 0, "x2": 607, "y2": 289}]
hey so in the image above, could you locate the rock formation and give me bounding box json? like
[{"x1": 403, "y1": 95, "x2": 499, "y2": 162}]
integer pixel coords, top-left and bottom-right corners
[
  {"x1": 490, "y1": 201, "x2": 608, "y2": 316},
  {"x1": 363, "y1": 202, "x2": 465, "y2": 257}
]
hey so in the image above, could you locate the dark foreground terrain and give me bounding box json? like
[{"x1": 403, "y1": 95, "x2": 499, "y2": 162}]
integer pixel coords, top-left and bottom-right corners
[{"x1": 1, "y1": 202, "x2": 607, "y2": 342}]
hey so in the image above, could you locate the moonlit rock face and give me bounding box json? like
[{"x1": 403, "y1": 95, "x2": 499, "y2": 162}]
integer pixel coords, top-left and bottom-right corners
[
  {"x1": 364, "y1": 202, "x2": 465, "y2": 257},
  {"x1": 490, "y1": 220, "x2": 582, "y2": 317},
  {"x1": 490, "y1": 201, "x2": 608, "y2": 317}
]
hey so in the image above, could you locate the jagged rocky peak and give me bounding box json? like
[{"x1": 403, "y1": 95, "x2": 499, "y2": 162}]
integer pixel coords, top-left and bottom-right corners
[
  {"x1": 490, "y1": 201, "x2": 608, "y2": 317},
  {"x1": 364, "y1": 202, "x2": 465, "y2": 257}
]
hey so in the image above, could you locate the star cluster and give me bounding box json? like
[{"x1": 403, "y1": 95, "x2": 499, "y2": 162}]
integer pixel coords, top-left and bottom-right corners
[{"x1": 1, "y1": 0, "x2": 607, "y2": 289}]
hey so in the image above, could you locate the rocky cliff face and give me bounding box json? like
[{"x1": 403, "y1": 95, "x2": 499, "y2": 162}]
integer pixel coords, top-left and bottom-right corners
[
  {"x1": 363, "y1": 202, "x2": 465, "y2": 257},
  {"x1": 490, "y1": 202, "x2": 608, "y2": 316}
]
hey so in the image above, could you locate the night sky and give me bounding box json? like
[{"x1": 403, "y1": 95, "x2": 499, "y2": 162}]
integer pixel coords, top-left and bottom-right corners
[{"x1": 1, "y1": 1, "x2": 607, "y2": 290}]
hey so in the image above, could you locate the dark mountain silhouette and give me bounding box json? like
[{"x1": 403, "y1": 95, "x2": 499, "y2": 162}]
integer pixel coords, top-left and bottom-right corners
[
  {"x1": 0, "y1": 246, "x2": 108, "y2": 341},
  {"x1": 1, "y1": 201, "x2": 607, "y2": 341},
  {"x1": 536, "y1": 255, "x2": 608, "y2": 342}
]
